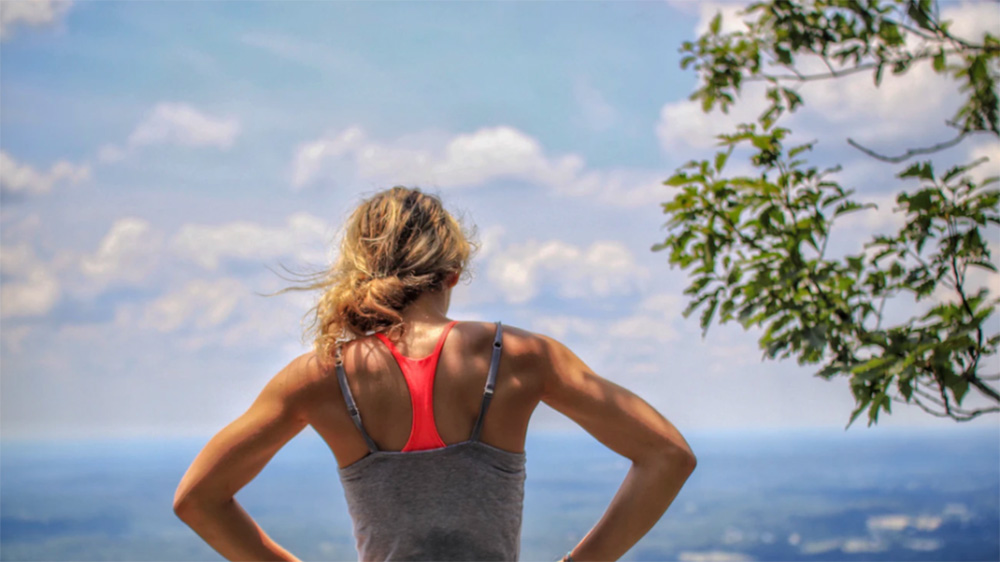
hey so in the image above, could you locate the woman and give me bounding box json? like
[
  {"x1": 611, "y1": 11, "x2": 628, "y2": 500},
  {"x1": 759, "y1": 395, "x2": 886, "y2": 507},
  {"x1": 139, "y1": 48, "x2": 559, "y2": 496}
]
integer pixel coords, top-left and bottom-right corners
[{"x1": 173, "y1": 186, "x2": 697, "y2": 561}]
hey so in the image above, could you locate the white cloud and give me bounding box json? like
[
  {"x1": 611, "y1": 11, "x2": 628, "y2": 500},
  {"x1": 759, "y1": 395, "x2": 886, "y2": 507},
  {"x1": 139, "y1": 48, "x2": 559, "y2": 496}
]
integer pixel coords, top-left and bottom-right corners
[
  {"x1": 170, "y1": 212, "x2": 332, "y2": 270},
  {"x1": 291, "y1": 126, "x2": 367, "y2": 188},
  {"x1": 487, "y1": 239, "x2": 647, "y2": 303},
  {"x1": 942, "y1": 1, "x2": 1000, "y2": 45},
  {"x1": 0, "y1": 150, "x2": 90, "y2": 196},
  {"x1": 475, "y1": 225, "x2": 506, "y2": 262},
  {"x1": 0, "y1": 243, "x2": 61, "y2": 318},
  {"x1": 127, "y1": 102, "x2": 241, "y2": 149},
  {"x1": 119, "y1": 277, "x2": 247, "y2": 333},
  {"x1": 867, "y1": 513, "x2": 943, "y2": 533},
  {"x1": 291, "y1": 125, "x2": 670, "y2": 206},
  {"x1": 525, "y1": 293, "x2": 750, "y2": 381},
  {"x1": 0, "y1": 0, "x2": 72, "y2": 41},
  {"x1": 657, "y1": 85, "x2": 770, "y2": 154},
  {"x1": 800, "y1": 54, "x2": 954, "y2": 145},
  {"x1": 841, "y1": 538, "x2": 887, "y2": 553},
  {"x1": 80, "y1": 218, "x2": 165, "y2": 285},
  {"x1": 691, "y1": 1, "x2": 757, "y2": 37},
  {"x1": 966, "y1": 140, "x2": 1000, "y2": 185},
  {"x1": 112, "y1": 275, "x2": 312, "y2": 352},
  {"x1": 292, "y1": 125, "x2": 579, "y2": 190}
]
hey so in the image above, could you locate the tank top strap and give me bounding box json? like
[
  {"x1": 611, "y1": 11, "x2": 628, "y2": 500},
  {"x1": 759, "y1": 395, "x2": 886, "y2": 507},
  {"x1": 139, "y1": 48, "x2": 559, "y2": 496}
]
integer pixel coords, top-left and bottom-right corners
[
  {"x1": 336, "y1": 361, "x2": 379, "y2": 453},
  {"x1": 469, "y1": 321, "x2": 503, "y2": 443}
]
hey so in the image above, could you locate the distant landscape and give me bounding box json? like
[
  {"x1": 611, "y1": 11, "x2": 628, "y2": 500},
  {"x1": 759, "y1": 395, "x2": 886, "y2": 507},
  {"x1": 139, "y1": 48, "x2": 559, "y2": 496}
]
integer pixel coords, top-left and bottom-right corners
[{"x1": 2, "y1": 427, "x2": 997, "y2": 561}]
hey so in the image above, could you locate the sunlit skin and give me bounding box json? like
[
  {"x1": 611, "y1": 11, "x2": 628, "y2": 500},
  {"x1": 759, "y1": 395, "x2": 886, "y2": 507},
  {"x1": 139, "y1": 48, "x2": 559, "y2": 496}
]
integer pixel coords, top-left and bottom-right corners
[{"x1": 173, "y1": 271, "x2": 697, "y2": 561}]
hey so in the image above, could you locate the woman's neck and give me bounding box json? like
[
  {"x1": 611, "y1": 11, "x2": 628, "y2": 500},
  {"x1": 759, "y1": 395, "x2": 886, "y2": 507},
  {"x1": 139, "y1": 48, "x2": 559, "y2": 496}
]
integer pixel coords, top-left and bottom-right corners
[{"x1": 398, "y1": 288, "x2": 452, "y2": 326}]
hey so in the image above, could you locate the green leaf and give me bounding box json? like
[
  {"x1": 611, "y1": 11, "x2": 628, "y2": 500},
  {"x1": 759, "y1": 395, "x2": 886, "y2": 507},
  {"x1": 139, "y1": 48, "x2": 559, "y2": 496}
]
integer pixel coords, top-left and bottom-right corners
[
  {"x1": 846, "y1": 397, "x2": 870, "y2": 429},
  {"x1": 833, "y1": 201, "x2": 877, "y2": 218},
  {"x1": 898, "y1": 161, "x2": 934, "y2": 181},
  {"x1": 907, "y1": 0, "x2": 934, "y2": 31},
  {"x1": 714, "y1": 150, "x2": 730, "y2": 174},
  {"x1": 968, "y1": 260, "x2": 998, "y2": 273},
  {"x1": 775, "y1": 45, "x2": 792, "y2": 66},
  {"x1": 878, "y1": 21, "x2": 903, "y2": 46},
  {"x1": 850, "y1": 355, "x2": 894, "y2": 374},
  {"x1": 907, "y1": 189, "x2": 934, "y2": 212},
  {"x1": 933, "y1": 49, "x2": 946, "y2": 73},
  {"x1": 949, "y1": 375, "x2": 970, "y2": 404},
  {"x1": 709, "y1": 12, "x2": 722, "y2": 35},
  {"x1": 664, "y1": 173, "x2": 693, "y2": 187}
]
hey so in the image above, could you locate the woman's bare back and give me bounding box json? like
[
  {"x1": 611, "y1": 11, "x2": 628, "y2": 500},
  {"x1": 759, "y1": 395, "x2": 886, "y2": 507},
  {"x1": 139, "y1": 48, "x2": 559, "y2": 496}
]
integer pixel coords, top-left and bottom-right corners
[{"x1": 302, "y1": 321, "x2": 545, "y2": 469}]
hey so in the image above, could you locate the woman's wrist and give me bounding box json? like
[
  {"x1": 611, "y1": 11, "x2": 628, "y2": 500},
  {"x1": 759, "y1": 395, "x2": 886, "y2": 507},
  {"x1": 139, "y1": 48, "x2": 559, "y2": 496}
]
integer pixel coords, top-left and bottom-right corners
[{"x1": 560, "y1": 552, "x2": 574, "y2": 562}]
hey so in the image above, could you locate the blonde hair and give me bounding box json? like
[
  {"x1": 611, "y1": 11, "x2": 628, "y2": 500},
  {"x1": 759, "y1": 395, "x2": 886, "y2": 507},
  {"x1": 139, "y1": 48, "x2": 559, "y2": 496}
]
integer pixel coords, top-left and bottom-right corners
[{"x1": 268, "y1": 186, "x2": 476, "y2": 364}]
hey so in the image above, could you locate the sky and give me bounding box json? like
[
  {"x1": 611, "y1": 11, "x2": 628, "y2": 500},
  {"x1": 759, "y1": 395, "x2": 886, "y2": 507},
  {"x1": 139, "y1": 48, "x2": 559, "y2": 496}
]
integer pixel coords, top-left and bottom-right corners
[{"x1": 1, "y1": 0, "x2": 998, "y2": 441}]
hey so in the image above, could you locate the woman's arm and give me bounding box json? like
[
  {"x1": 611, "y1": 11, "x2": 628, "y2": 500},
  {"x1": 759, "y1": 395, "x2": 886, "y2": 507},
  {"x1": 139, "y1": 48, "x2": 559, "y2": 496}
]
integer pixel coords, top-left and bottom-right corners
[
  {"x1": 173, "y1": 353, "x2": 318, "y2": 562},
  {"x1": 538, "y1": 335, "x2": 697, "y2": 561}
]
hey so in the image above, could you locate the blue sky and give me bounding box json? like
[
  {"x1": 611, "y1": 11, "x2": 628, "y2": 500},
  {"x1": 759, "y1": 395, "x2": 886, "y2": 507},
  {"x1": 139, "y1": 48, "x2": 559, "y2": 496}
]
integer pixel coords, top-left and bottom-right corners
[{"x1": 2, "y1": 0, "x2": 998, "y2": 440}]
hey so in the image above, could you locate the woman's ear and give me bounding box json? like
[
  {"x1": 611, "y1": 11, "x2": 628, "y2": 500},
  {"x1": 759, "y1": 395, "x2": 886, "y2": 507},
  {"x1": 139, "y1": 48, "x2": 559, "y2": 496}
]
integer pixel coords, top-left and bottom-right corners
[{"x1": 445, "y1": 271, "x2": 460, "y2": 288}]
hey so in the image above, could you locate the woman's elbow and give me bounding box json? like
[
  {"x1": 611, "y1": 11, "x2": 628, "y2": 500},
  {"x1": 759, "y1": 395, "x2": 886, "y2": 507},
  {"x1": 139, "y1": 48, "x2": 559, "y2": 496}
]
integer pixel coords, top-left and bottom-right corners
[
  {"x1": 656, "y1": 441, "x2": 697, "y2": 475},
  {"x1": 173, "y1": 488, "x2": 218, "y2": 523},
  {"x1": 173, "y1": 489, "x2": 206, "y2": 522}
]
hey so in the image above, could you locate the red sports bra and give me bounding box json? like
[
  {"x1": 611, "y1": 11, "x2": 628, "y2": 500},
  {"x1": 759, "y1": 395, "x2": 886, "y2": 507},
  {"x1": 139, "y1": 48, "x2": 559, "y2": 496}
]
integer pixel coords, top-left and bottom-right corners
[{"x1": 375, "y1": 320, "x2": 458, "y2": 451}]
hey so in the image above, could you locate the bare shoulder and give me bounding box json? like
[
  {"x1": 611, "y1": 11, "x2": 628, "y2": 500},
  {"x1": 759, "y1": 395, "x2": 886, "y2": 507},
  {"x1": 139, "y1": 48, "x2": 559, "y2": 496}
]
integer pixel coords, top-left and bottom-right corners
[
  {"x1": 497, "y1": 323, "x2": 550, "y2": 359},
  {"x1": 454, "y1": 321, "x2": 566, "y2": 382},
  {"x1": 269, "y1": 351, "x2": 338, "y2": 411},
  {"x1": 449, "y1": 321, "x2": 548, "y2": 357}
]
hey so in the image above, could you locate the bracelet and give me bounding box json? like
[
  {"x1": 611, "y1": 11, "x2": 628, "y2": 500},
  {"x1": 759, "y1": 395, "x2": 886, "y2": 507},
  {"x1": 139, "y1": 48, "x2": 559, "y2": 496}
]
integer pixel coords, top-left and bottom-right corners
[{"x1": 561, "y1": 553, "x2": 574, "y2": 562}]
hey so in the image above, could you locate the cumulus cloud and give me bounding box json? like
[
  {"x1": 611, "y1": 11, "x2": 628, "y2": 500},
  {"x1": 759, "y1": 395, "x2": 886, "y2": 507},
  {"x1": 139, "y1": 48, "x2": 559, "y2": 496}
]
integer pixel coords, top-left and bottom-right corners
[
  {"x1": 966, "y1": 140, "x2": 1000, "y2": 185},
  {"x1": 0, "y1": 150, "x2": 90, "y2": 196},
  {"x1": 0, "y1": 243, "x2": 61, "y2": 318},
  {"x1": 657, "y1": 86, "x2": 770, "y2": 154},
  {"x1": 112, "y1": 275, "x2": 312, "y2": 351},
  {"x1": 71, "y1": 212, "x2": 334, "y2": 301},
  {"x1": 530, "y1": 299, "x2": 682, "y2": 346},
  {"x1": 102, "y1": 102, "x2": 241, "y2": 156},
  {"x1": 0, "y1": 0, "x2": 72, "y2": 41},
  {"x1": 170, "y1": 212, "x2": 332, "y2": 270},
  {"x1": 292, "y1": 125, "x2": 578, "y2": 189},
  {"x1": 942, "y1": 1, "x2": 1000, "y2": 45},
  {"x1": 486, "y1": 239, "x2": 647, "y2": 303},
  {"x1": 689, "y1": 1, "x2": 757, "y2": 37},
  {"x1": 291, "y1": 125, "x2": 669, "y2": 206},
  {"x1": 118, "y1": 277, "x2": 247, "y2": 333},
  {"x1": 80, "y1": 217, "x2": 165, "y2": 285}
]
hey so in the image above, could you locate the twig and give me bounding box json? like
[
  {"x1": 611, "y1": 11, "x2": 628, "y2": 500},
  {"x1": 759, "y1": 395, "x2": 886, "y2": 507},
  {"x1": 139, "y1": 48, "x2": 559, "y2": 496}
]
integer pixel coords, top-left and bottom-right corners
[{"x1": 846, "y1": 131, "x2": 973, "y2": 163}]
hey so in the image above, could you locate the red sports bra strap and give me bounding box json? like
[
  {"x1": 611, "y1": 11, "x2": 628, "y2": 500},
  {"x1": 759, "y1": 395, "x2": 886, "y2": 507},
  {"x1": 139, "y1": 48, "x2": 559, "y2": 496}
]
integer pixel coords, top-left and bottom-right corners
[
  {"x1": 375, "y1": 321, "x2": 458, "y2": 452},
  {"x1": 431, "y1": 320, "x2": 458, "y2": 357}
]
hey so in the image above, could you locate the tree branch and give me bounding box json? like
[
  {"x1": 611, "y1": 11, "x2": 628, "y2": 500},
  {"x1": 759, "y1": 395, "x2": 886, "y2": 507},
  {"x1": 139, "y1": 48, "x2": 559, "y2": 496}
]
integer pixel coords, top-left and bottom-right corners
[{"x1": 846, "y1": 130, "x2": 974, "y2": 163}]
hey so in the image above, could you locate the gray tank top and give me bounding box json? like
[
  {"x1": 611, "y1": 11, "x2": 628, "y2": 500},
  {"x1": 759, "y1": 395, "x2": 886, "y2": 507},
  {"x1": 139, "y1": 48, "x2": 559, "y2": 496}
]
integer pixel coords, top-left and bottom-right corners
[{"x1": 336, "y1": 322, "x2": 527, "y2": 561}]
